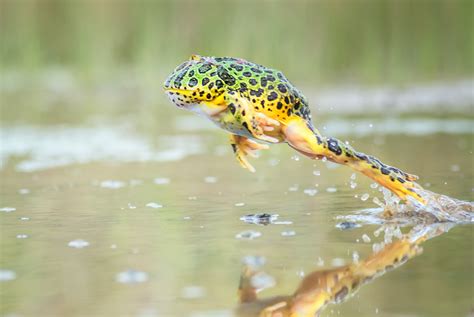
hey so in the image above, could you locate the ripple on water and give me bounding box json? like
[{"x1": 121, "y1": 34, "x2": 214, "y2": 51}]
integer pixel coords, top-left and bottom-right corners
[
  {"x1": 115, "y1": 270, "x2": 149, "y2": 284},
  {"x1": 68, "y1": 239, "x2": 90, "y2": 248},
  {"x1": 0, "y1": 270, "x2": 16, "y2": 281},
  {"x1": 153, "y1": 177, "x2": 170, "y2": 185}
]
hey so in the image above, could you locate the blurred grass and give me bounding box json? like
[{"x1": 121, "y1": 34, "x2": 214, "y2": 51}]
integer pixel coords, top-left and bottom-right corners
[{"x1": 1, "y1": 0, "x2": 473, "y2": 84}]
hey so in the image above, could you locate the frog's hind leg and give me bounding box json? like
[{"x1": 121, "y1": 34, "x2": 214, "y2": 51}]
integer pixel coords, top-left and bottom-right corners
[
  {"x1": 230, "y1": 134, "x2": 269, "y2": 173},
  {"x1": 283, "y1": 118, "x2": 425, "y2": 204}
]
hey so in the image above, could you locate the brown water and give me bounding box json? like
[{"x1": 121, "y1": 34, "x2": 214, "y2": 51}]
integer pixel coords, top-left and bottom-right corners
[{"x1": 1, "y1": 111, "x2": 473, "y2": 316}]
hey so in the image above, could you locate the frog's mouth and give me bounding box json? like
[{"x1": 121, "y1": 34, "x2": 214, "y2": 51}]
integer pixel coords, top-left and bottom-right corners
[{"x1": 164, "y1": 87, "x2": 201, "y2": 109}]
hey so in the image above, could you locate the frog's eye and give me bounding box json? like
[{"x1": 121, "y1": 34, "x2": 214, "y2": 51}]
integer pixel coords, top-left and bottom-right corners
[{"x1": 190, "y1": 54, "x2": 203, "y2": 61}]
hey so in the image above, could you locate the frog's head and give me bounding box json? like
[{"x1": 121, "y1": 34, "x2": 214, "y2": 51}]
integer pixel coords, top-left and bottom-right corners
[{"x1": 163, "y1": 55, "x2": 226, "y2": 109}]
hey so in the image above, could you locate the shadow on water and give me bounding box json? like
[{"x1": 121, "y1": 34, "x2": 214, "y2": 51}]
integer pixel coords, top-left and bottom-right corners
[{"x1": 235, "y1": 192, "x2": 473, "y2": 317}]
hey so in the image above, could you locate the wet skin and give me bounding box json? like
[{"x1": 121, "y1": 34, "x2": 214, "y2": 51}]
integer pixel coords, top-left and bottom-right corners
[{"x1": 164, "y1": 55, "x2": 425, "y2": 204}]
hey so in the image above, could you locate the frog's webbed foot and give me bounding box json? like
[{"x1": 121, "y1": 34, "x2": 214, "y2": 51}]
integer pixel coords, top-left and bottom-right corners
[{"x1": 230, "y1": 135, "x2": 269, "y2": 173}]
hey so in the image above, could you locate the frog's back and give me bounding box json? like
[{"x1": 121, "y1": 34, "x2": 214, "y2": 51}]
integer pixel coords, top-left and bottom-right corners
[{"x1": 212, "y1": 57, "x2": 313, "y2": 126}]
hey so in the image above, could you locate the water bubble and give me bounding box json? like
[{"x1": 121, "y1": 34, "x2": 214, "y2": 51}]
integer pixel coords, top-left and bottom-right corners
[
  {"x1": 235, "y1": 230, "x2": 262, "y2": 240},
  {"x1": 153, "y1": 177, "x2": 170, "y2": 185},
  {"x1": 0, "y1": 270, "x2": 16, "y2": 281},
  {"x1": 313, "y1": 170, "x2": 321, "y2": 176},
  {"x1": 16, "y1": 234, "x2": 28, "y2": 239},
  {"x1": 303, "y1": 188, "x2": 318, "y2": 196},
  {"x1": 234, "y1": 202, "x2": 245, "y2": 207},
  {"x1": 100, "y1": 180, "x2": 126, "y2": 189},
  {"x1": 361, "y1": 193, "x2": 370, "y2": 201},
  {"x1": 181, "y1": 286, "x2": 206, "y2": 299},
  {"x1": 204, "y1": 176, "x2": 217, "y2": 183},
  {"x1": 326, "y1": 187, "x2": 337, "y2": 193},
  {"x1": 0, "y1": 207, "x2": 16, "y2": 213},
  {"x1": 281, "y1": 230, "x2": 296, "y2": 237},
  {"x1": 68, "y1": 239, "x2": 90, "y2": 249},
  {"x1": 116, "y1": 270, "x2": 148, "y2": 284},
  {"x1": 146, "y1": 202, "x2": 163, "y2": 209},
  {"x1": 350, "y1": 181, "x2": 357, "y2": 189},
  {"x1": 362, "y1": 234, "x2": 371, "y2": 243},
  {"x1": 370, "y1": 183, "x2": 378, "y2": 189},
  {"x1": 18, "y1": 188, "x2": 30, "y2": 194}
]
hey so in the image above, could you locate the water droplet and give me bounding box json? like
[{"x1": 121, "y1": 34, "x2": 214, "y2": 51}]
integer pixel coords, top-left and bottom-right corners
[
  {"x1": 181, "y1": 286, "x2": 206, "y2": 299},
  {"x1": 336, "y1": 222, "x2": 361, "y2": 230},
  {"x1": 204, "y1": 176, "x2": 217, "y2": 183},
  {"x1": 369, "y1": 123, "x2": 374, "y2": 128},
  {"x1": 110, "y1": 244, "x2": 117, "y2": 249},
  {"x1": 146, "y1": 202, "x2": 163, "y2": 209},
  {"x1": 291, "y1": 155, "x2": 300, "y2": 161},
  {"x1": 100, "y1": 180, "x2": 126, "y2": 189},
  {"x1": 352, "y1": 251, "x2": 360, "y2": 264},
  {"x1": 361, "y1": 193, "x2": 370, "y2": 201},
  {"x1": 288, "y1": 184, "x2": 299, "y2": 192},
  {"x1": 362, "y1": 234, "x2": 371, "y2": 243},
  {"x1": 0, "y1": 270, "x2": 16, "y2": 281},
  {"x1": 316, "y1": 257, "x2": 324, "y2": 266},
  {"x1": 240, "y1": 213, "x2": 278, "y2": 225},
  {"x1": 18, "y1": 188, "x2": 30, "y2": 194},
  {"x1": 350, "y1": 173, "x2": 357, "y2": 180},
  {"x1": 281, "y1": 230, "x2": 296, "y2": 237},
  {"x1": 326, "y1": 187, "x2": 337, "y2": 193},
  {"x1": 450, "y1": 164, "x2": 460, "y2": 172},
  {"x1": 128, "y1": 203, "x2": 137, "y2": 209},
  {"x1": 183, "y1": 216, "x2": 191, "y2": 220},
  {"x1": 116, "y1": 270, "x2": 148, "y2": 284},
  {"x1": 68, "y1": 239, "x2": 90, "y2": 249},
  {"x1": 303, "y1": 188, "x2": 318, "y2": 196},
  {"x1": 268, "y1": 158, "x2": 280, "y2": 166},
  {"x1": 331, "y1": 258, "x2": 345, "y2": 267},
  {"x1": 16, "y1": 234, "x2": 28, "y2": 239},
  {"x1": 0, "y1": 207, "x2": 16, "y2": 213},
  {"x1": 250, "y1": 272, "x2": 275, "y2": 290},
  {"x1": 19, "y1": 217, "x2": 30, "y2": 221},
  {"x1": 188, "y1": 196, "x2": 197, "y2": 200},
  {"x1": 234, "y1": 202, "x2": 245, "y2": 207},
  {"x1": 321, "y1": 157, "x2": 328, "y2": 162},
  {"x1": 296, "y1": 269, "x2": 305, "y2": 278},
  {"x1": 235, "y1": 230, "x2": 262, "y2": 240},
  {"x1": 370, "y1": 183, "x2": 378, "y2": 189},
  {"x1": 350, "y1": 181, "x2": 357, "y2": 189},
  {"x1": 313, "y1": 170, "x2": 321, "y2": 176},
  {"x1": 153, "y1": 177, "x2": 170, "y2": 185}
]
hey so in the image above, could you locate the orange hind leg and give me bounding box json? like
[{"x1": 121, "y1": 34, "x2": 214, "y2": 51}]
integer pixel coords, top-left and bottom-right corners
[{"x1": 282, "y1": 118, "x2": 425, "y2": 204}]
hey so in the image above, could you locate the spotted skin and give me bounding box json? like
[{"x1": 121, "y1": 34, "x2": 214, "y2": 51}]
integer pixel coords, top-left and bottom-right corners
[{"x1": 164, "y1": 55, "x2": 424, "y2": 204}]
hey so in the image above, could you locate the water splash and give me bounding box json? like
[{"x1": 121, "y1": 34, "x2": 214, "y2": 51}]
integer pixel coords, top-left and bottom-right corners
[{"x1": 339, "y1": 187, "x2": 473, "y2": 226}]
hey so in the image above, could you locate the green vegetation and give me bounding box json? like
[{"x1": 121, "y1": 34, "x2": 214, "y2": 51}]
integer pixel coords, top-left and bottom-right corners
[{"x1": 1, "y1": 0, "x2": 472, "y2": 84}]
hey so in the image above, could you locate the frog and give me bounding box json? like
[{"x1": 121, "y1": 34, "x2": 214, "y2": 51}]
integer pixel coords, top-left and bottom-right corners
[{"x1": 164, "y1": 55, "x2": 425, "y2": 204}]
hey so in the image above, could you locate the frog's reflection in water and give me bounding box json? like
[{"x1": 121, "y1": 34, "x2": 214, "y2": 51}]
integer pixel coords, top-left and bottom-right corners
[{"x1": 235, "y1": 223, "x2": 454, "y2": 317}]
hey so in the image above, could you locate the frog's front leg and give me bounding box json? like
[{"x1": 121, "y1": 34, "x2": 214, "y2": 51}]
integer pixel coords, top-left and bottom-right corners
[
  {"x1": 230, "y1": 134, "x2": 269, "y2": 173},
  {"x1": 207, "y1": 90, "x2": 281, "y2": 143}
]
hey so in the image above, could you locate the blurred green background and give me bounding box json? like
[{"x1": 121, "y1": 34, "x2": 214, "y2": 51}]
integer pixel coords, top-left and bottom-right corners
[{"x1": 1, "y1": 0, "x2": 472, "y2": 84}]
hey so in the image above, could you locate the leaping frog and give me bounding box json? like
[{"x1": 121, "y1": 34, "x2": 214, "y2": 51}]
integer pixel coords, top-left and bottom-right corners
[{"x1": 164, "y1": 55, "x2": 424, "y2": 204}]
